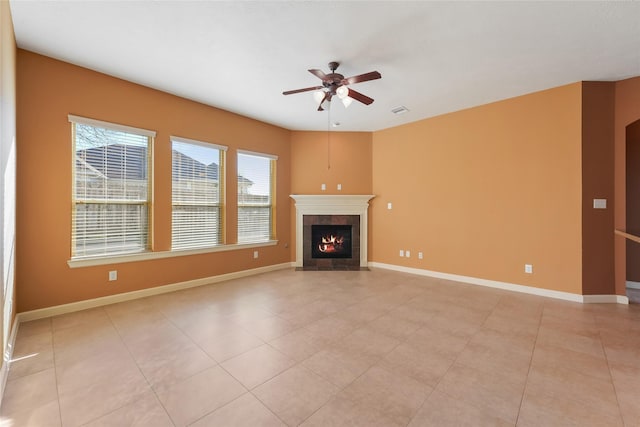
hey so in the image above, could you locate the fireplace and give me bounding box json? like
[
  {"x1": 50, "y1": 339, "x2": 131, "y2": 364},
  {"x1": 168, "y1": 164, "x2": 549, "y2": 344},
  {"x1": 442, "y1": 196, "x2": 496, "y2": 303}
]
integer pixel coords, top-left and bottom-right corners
[
  {"x1": 303, "y1": 215, "x2": 359, "y2": 269},
  {"x1": 291, "y1": 195, "x2": 374, "y2": 269},
  {"x1": 312, "y1": 225, "x2": 352, "y2": 259}
]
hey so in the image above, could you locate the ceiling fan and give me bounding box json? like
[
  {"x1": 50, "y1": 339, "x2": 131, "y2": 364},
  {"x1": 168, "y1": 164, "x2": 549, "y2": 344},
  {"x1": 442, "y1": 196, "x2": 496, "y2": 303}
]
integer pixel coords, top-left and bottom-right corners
[{"x1": 283, "y1": 61, "x2": 382, "y2": 111}]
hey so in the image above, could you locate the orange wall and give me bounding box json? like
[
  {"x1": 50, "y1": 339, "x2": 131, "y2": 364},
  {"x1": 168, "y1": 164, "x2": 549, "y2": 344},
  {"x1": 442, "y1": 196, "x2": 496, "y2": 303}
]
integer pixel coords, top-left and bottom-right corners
[
  {"x1": 289, "y1": 131, "x2": 372, "y2": 259},
  {"x1": 371, "y1": 84, "x2": 584, "y2": 294},
  {"x1": 290, "y1": 131, "x2": 372, "y2": 195},
  {"x1": 16, "y1": 47, "x2": 638, "y2": 311},
  {"x1": 581, "y1": 82, "x2": 615, "y2": 295},
  {"x1": 614, "y1": 76, "x2": 640, "y2": 295},
  {"x1": 16, "y1": 50, "x2": 291, "y2": 312}
]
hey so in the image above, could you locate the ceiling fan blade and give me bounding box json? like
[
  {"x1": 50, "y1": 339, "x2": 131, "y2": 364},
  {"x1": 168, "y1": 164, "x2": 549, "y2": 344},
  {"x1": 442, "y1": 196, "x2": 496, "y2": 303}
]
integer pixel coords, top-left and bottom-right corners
[
  {"x1": 346, "y1": 88, "x2": 374, "y2": 105},
  {"x1": 283, "y1": 85, "x2": 324, "y2": 95},
  {"x1": 342, "y1": 71, "x2": 381, "y2": 85},
  {"x1": 308, "y1": 69, "x2": 328, "y2": 81}
]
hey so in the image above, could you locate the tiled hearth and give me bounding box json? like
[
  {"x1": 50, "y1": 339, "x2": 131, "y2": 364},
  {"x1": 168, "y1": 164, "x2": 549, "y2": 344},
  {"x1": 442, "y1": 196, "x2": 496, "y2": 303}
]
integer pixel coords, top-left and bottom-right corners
[{"x1": 291, "y1": 195, "x2": 375, "y2": 269}]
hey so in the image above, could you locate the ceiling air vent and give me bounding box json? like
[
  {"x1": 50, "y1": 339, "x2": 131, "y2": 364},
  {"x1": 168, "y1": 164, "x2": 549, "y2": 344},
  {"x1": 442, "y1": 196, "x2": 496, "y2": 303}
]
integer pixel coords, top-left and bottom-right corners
[{"x1": 391, "y1": 106, "x2": 409, "y2": 115}]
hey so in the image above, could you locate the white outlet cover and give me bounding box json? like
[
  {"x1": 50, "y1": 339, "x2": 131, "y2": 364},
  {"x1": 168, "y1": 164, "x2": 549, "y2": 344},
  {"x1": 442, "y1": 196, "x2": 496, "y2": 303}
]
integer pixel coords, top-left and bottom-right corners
[
  {"x1": 399, "y1": 250, "x2": 404, "y2": 257},
  {"x1": 321, "y1": 184, "x2": 326, "y2": 191},
  {"x1": 593, "y1": 199, "x2": 607, "y2": 209},
  {"x1": 418, "y1": 252, "x2": 423, "y2": 259},
  {"x1": 524, "y1": 264, "x2": 533, "y2": 274},
  {"x1": 406, "y1": 250, "x2": 411, "y2": 258},
  {"x1": 253, "y1": 251, "x2": 259, "y2": 259},
  {"x1": 109, "y1": 270, "x2": 117, "y2": 281},
  {"x1": 337, "y1": 184, "x2": 342, "y2": 190},
  {"x1": 387, "y1": 202, "x2": 393, "y2": 210}
]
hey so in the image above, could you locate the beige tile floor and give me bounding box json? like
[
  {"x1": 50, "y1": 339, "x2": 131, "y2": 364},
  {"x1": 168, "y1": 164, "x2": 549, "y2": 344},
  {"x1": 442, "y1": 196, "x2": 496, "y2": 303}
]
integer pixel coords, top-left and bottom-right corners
[{"x1": 1, "y1": 268, "x2": 639, "y2": 426}]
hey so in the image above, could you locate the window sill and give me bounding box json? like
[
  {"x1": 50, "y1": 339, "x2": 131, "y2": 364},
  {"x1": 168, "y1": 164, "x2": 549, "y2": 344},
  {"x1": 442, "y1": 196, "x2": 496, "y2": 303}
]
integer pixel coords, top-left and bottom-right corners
[{"x1": 67, "y1": 240, "x2": 278, "y2": 268}]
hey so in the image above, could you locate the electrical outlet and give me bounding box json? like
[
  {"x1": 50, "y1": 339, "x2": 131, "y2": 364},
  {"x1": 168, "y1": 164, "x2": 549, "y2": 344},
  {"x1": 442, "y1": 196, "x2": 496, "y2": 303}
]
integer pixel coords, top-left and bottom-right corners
[
  {"x1": 321, "y1": 183, "x2": 326, "y2": 191},
  {"x1": 337, "y1": 184, "x2": 342, "y2": 191},
  {"x1": 387, "y1": 202, "x2": 393, "y2": 210},
  {"x1": 109, "y1": 270, "x2": 117, "y2": 281},
  {"x1": 253, "y1": 250, "x2": 259, "y2": 259},
  {"x1": 418, "y1": 252, "x2": 423, "y2": 260},
  {"x1": 405, "y1": 250, "x2": 411, "y2": 258},
  {"x1": 524, "y1": 264, "x2": 533, "y2": 274},
  {"x1": 399, "y1": 250, "x2": 404, "y2": 257}
]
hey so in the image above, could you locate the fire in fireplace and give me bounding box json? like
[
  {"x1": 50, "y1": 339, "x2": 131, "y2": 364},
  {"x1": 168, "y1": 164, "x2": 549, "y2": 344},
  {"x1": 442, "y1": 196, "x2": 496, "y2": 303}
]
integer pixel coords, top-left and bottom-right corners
[{"x1": 311, "y1": 225, "x2": 352, "y2": 258}]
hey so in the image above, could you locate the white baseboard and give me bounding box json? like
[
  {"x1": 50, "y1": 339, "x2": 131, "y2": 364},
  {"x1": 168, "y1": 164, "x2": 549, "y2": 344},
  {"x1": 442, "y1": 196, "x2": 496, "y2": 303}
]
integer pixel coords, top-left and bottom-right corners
[
  {"x1": 0, "y1": 317, "x2": 19, "y2": 406},
  {"x1": 17, "y1": 262, "x2": 292, "y2": 323},
  {"x1": 369, "y1": 262, "x2": 627, "y2": 304},
  {"x1": 626, "y1": 281, "x2": 640, "y2": 290},
  {"x1": 583, "y1": 294, "x2": 629, "y2": 304},
  {"x1": 618, "y1": 295, "x2": 631, "y2": 304}
]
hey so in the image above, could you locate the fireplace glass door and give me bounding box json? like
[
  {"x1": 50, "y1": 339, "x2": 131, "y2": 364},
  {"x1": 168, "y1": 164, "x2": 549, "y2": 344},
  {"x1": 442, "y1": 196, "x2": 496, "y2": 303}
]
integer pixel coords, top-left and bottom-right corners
[{"x1": 311, "y1": 225, "x2": 352, "y2": 259}]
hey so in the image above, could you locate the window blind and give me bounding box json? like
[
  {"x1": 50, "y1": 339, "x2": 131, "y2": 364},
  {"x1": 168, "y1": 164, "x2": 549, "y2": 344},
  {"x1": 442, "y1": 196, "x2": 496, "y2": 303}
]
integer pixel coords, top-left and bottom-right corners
[
  {"x1": 237, "y1": 151, "x2": 276, "y2": 243},
  {"x1": 171, "y1": 137, "x2": 226, "y2": 249},
  {"x1": 71, "y1": 118, "x2": 152, "y2": 258}
]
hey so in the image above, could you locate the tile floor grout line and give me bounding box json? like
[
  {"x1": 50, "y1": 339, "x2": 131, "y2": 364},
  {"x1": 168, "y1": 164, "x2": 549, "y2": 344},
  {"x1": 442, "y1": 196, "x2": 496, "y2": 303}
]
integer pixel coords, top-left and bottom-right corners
[
  {"x1": 597, "y1": 315, "x2": 628, "y2": 425},
  {"x1": 329, "y1": 296, "x2": 430, "y2": 427},
  {"x1": 7, "y1": 270, "x2": 640, "y2": 426},
  {"x1": 248, "y1": 374, "x2": 301, "y2": 427},
  {"x1": 48, "y1": 318, "x2": 64, "y2": 427},
  {"x1": 419, "y1": 294, "x2": 523, "y2": 425},
  {"x1": 166, "y1": 307, "x2": 270, "y2": 366},
  {"x1": 513, "y1": 297, "x2": 545, "y2": 426},
  {"x1": 103, "y1": 304, "x2": 179, "y2": 427}
]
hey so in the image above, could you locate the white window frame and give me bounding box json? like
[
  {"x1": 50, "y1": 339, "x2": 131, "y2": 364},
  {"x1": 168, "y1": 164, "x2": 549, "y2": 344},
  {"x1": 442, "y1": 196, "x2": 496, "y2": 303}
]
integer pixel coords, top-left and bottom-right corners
[
  {"x1": 69, "y1": 115, "x2": 155, "y2": 259},
  {"x1": 171, "y1": 136, "x2": 227, "y2": 250},
  {"x1": 237, "y1": 149, "x2": 277, "y2": 244}
]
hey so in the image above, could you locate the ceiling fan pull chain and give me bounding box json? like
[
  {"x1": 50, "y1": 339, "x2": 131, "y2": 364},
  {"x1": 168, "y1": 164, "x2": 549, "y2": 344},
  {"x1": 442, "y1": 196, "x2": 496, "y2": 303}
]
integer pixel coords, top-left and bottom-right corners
[{"x1": 327, "y1": 100, "x2": 331, "y2": 170}]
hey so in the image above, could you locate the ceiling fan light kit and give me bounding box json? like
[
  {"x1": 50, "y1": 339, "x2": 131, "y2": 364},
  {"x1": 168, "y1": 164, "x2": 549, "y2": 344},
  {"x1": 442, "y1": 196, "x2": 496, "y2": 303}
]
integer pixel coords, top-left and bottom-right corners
[{"x1": 283, "y1": 61, "x2": 381, "y2": 111}]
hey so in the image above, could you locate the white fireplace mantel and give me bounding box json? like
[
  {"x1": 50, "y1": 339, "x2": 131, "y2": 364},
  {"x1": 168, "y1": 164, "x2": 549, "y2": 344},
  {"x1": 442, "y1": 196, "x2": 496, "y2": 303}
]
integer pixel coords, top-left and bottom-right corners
[{"x1": 290, "y1": 194, "x2": 375, "y2": 267}]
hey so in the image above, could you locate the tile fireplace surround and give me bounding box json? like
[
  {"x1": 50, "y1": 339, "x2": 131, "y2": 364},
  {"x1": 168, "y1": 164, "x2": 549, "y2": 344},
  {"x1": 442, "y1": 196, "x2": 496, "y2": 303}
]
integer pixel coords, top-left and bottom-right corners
[{"x1": 290, "y1": 195, "x2": 375, "y2": 268}]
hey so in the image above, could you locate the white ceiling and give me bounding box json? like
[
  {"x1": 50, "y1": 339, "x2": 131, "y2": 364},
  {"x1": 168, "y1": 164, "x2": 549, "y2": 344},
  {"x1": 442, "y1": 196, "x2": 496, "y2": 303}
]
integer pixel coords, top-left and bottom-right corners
[{"x1": 9, "y1": 1, "x2": 640, "y2": 132}]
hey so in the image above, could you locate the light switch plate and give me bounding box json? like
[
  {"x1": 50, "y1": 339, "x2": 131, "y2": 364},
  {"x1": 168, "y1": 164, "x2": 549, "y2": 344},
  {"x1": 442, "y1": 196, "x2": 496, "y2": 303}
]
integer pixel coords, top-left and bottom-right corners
[{"x1": 593, "y1": 199, "x2": 607, "y2": 209}]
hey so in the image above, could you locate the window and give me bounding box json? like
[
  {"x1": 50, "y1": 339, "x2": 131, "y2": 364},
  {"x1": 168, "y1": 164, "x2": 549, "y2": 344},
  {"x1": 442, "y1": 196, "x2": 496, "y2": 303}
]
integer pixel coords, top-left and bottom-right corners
[
  {"x1": 171, "y1": 137, "x2": 226, "y2": 249},
  {"x1": 237, "y1": 151, "x2": 276, "y2": 243},
  {"x1": 70, "y1": 115, "x2": 154, "y2": 258}
]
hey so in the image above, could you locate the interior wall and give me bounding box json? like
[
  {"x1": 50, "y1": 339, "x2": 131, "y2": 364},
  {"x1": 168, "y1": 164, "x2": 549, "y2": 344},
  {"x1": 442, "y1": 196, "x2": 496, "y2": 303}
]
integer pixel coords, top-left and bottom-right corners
[
  {"x1": 16, "y1": 50, "x2": 291, "y2": 313},
  {"x1": 614, "y1": 76, "x2": 640, "y2": 295},
  {"x1": 371, "y1": 83, "x2": 584, "y2": 294},
  {"x1": 0, "y1": 0, "x2": 17, "y2": 370},
  {"x1": 290, "y1": 131, "x2": 372, "y2": 195},
  {"x1": 289, "y1": 131, "x2": 372, "y2": 260},
  {"x1": 625, "y1": 120, "x2": 640, "y2": 283},
  {"x1": 581, "y1": 82, "x2": 615, "y2": 295}
]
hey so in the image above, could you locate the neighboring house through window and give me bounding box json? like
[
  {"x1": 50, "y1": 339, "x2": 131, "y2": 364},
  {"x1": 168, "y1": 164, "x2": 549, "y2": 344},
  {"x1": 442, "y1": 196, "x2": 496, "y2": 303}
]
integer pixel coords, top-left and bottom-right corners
[
  {"x1": 70, "y1": 115, "x2": 154, "y2": 258},
  {"x1": 171, "y1": 136, "x2": 226, "y2": 249},
  {"x1": 237, "y1": 150, "x2": 276, "y2": 243}
]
